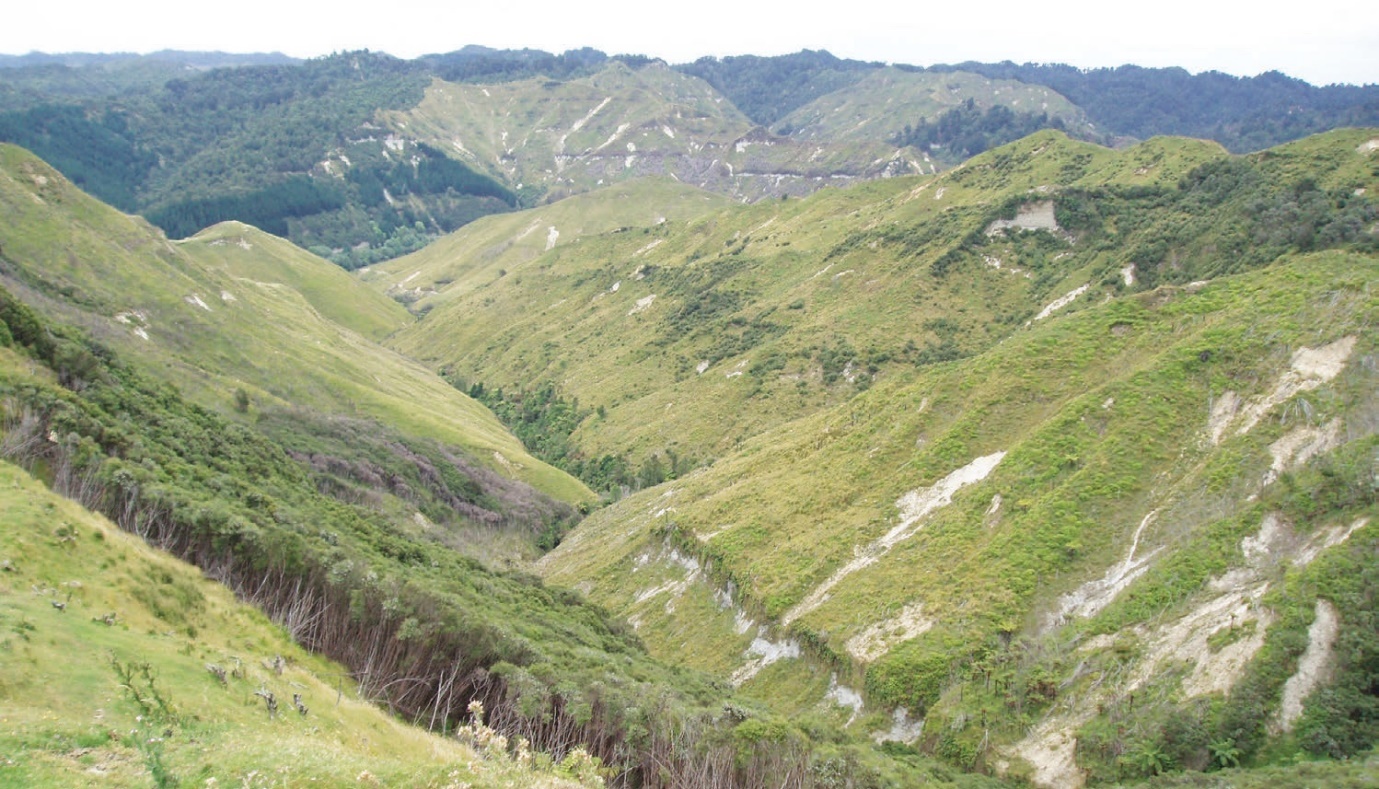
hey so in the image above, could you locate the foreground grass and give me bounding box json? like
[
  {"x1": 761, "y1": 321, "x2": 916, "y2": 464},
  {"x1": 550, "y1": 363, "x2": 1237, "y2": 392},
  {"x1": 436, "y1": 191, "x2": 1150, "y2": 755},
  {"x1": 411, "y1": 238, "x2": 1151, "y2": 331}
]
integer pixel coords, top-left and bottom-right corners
[{"x1": 0, "y1": 458, "x2": 587, "y2": 788}]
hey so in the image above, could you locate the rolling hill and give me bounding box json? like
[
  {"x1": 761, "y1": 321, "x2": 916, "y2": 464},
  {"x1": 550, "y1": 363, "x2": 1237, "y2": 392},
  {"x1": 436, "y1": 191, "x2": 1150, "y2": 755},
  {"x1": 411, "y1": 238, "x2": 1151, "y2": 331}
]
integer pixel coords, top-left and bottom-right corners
[
  {"x1": 772, "y1": 67, "x2": 1087, "y2": 146},
  {"x1": 0, "y1": 142, "x2": 590, "y2": 517},
  {"x1": 0, "y1": 65, "x2": 1377, "y2": 784},
  {"x1": 371, "y1": 127, "x2": 1379, "y2": 784}
]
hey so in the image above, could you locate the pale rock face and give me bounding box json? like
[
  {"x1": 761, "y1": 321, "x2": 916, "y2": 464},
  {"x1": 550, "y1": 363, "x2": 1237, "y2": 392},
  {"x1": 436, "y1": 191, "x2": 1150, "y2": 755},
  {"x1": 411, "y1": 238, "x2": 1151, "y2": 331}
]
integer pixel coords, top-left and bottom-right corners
[
  {"x1": 1277, "y1": 600, "x2": 1340, "y2": 733},
  {"x1": 782, "y1": 452, "x2": 1005, "y2": 628}
]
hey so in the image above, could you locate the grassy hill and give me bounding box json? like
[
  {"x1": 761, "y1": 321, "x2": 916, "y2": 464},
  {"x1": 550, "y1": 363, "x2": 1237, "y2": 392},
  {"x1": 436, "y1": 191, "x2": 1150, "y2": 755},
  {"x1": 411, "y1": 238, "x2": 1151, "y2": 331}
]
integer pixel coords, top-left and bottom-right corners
[
  {"x1": 385, "y1": 129, "x2": 1377, "y2": 497},
  {"x1": 372, "y1": 127, "x2": 1379, "y2": 782},
  {"x1": 379, "y1": 62, "x2": 918, "y2": 204},
  {"x1": 360, "y1": 177, "x2": 734, "y2": 309},
  {"x1": 0, "y1": 456, "x2": 594, "y2": 788},
  {"x1": 539, "y1": 248, "x2": 1378, "y2": 783},
  {"x1": 773, "y1": 67, "x2": 1086, "y2": 145},
  {"x1": 3, "y1": 101, "x2": 1377, "y2": 784},
  {"x1": 0, "y1": 255, "x2": 1004, "y2": 787},
  {"x1": 0, "y1": 142, "x2": 589, "y2": 507},
  {"x1": 380, "y1": 132, "x2": 1215, "y2": 483}
]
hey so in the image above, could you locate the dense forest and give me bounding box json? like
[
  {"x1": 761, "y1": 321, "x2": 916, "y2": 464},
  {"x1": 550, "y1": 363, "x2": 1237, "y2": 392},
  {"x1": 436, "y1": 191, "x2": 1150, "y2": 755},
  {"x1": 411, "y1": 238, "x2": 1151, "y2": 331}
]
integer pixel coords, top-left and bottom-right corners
[
  {"x1": 0, "y1": 51, "x2": 299, "y2": 110},
  {"x1": 893, "y1": 99, "x2": 1071, "y2": 162},
  {"x1": 676, "y1": 49, "x2": 877, "y2": 126},
  {"x1": 419, "y1": 45, "x2": 654, "y2": 84},
  {"x1": 0, "y1": 104, "x2": 153, "y2": 210},
  {"x1": 922, "y1": 62, "x2": 1379, "y2": 151},
  {"x1": 0, "y1": 52, "x2": 515, "y2": 268}
]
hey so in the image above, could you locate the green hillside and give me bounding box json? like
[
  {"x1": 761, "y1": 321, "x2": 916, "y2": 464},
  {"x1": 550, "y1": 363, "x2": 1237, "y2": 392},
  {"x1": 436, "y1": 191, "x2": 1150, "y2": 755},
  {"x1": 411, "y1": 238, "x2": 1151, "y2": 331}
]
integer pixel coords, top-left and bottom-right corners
[
  {"x1": 773, "y1": 67, "x2": 1087, "y2": 147},
  {"x1": 0, "y1": 52, "x2": 518, "y2": 269},
  {"x1": 361, "y1": 177, "x2": 734, "y2": 309},
  {"x1": 375, "y1": 127, "x2": 1379, "y2": 782},
  {"x1": 386, "y1": 129, "x2": 1377, "y2": 496},
  {"x1": 3, "y1": 103, "x2": 1377, "y2": 787},
  {"x1": 6, "y1": 48, "x2": 1379, "y2": 275},
  {"x1": 0, "y1": 265, "x2": 1001, "y2": 789},
  {"x1": 540, "y1": 249, "x2": 1378, "y2": 783},
  {"x1": 382, "y1": 132, "x2": 1211, "y2": 483},
  {"x1": 380, "y1": 62, "x2": 918, "y2": 204},
  {"x1": 0, "y1": 456, "x2": 595, "y2": 788},
  {"x1": 0, "y1": 143, "x2": 587, "y2": 504}
]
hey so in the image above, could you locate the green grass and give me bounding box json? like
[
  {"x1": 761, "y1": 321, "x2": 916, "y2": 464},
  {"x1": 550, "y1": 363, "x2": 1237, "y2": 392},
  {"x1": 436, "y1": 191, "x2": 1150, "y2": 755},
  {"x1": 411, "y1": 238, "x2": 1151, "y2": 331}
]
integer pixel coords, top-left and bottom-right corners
[
  {"x1": 379, "y1": 63, "x2": 908, "y2": 205},
  {"x1": 185, "y1": 221, "x2": 412, "y2": 341},
  {"x1": 773, "y1": 67, "x2": 1088, "y2": 145},
  {"x1": 0, "y1": 459, "x2": 587, "y2": 788},
  {"x1": 0, "y1": 143, "x2": 589, "y2": 504},
  {"x1": 540, "y1": 249, "x2": 1378, "y2": 776}
]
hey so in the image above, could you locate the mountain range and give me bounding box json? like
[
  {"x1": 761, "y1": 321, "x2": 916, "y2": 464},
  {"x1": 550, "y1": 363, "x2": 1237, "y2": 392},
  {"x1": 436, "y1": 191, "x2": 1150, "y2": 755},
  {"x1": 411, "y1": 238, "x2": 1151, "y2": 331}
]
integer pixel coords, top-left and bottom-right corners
[{"x1": 2, "y1": 47, "x2": 1376, "y2": 268}]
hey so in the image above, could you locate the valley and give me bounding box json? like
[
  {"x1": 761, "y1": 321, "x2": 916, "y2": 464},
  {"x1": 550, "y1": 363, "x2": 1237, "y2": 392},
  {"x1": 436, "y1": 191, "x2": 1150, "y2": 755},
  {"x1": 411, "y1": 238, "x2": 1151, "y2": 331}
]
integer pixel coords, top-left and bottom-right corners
[{"x1": 0, "y1": 46, "x2": 1377, "y2": 788}]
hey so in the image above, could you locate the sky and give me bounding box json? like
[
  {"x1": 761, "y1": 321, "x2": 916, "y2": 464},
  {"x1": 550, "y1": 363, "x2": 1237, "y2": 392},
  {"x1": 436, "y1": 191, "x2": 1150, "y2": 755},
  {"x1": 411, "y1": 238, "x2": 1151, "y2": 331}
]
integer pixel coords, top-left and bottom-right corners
[{"x1": 4, "y1": 0, "x2": 1377, "y2": 86}]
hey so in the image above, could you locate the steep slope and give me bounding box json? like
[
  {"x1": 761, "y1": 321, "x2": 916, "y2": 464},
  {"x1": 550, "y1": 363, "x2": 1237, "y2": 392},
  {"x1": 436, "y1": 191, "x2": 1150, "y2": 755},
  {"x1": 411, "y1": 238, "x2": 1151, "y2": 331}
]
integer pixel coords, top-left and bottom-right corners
[
  {"x1": 0, "y1": 283, "x2": 1003, "y2": 789},
  {"x1": 0, "y1": 142, "x2": 588, "y2": 502},
  {"x1": 360, "y1": 177, "x2": 734, "y2": 310},
  {"x1": 380, "y1": 62, "x2": 918, "y2": 204},
  {"x1": 540, "y1": 250, "x2": 1378, "y2": 783},
  {"x1": 384, "y1": 132, "x2": 1234, "y2": 482},
  {"x1": 183, "y1": 220, "x2": 412, "y2": 341},
  {"x1": 387, "y1": 129, "x2": 1378, "y2": 499},
  {"x1": 0, "y1": 456, "x2": 587, "y2": 788},
  {"x1": 0, "y1": 52, "x2": 519, "y2": 268},
  {"x1": 774, "y1": 67, "x2": 1087, "y2": 146}
]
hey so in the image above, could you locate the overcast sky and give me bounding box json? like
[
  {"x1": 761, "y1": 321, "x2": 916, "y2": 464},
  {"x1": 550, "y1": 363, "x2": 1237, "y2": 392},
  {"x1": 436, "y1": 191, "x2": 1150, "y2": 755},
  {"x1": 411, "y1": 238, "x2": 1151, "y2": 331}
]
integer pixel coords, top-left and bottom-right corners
[{"x1": 4, "y1": 0, "x2": 1376, "y2": 86}]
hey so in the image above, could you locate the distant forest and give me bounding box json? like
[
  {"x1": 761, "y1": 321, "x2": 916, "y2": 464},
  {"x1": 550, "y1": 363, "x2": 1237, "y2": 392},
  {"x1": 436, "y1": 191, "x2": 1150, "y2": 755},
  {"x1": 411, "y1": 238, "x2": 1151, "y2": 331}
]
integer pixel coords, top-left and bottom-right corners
[
  {"x1": 922, "y1": 61, "x2": 1379, "y2": 151},
  {"x1": 892, "y1": 99, "x2": 1070, "y2": 161},
  {"x1": 677, "y1": 49, "x2": 877, "y2": 126},
  {"x1": 2, "y1": 46, "x2": 1377, "y2": 269},
  {"x1": 0, "y1": 52, "x2": 515, "y2": 268}
]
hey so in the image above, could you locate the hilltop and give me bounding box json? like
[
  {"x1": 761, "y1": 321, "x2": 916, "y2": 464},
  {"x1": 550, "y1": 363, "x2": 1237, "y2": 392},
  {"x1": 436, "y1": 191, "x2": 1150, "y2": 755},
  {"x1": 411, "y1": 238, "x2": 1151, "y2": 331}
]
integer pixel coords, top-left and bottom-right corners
[{"x1": 4, "y1": 47, "x2": 1374, "y2": 270}]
